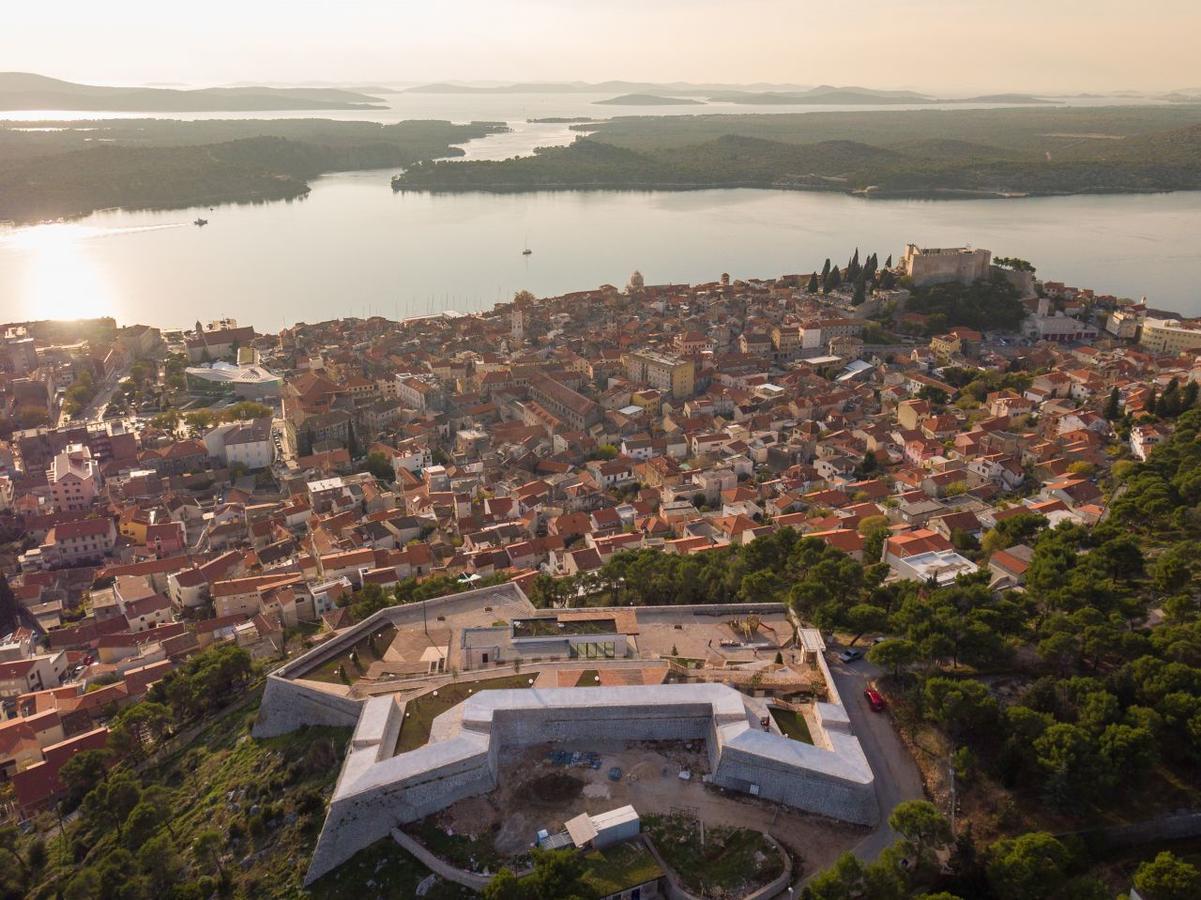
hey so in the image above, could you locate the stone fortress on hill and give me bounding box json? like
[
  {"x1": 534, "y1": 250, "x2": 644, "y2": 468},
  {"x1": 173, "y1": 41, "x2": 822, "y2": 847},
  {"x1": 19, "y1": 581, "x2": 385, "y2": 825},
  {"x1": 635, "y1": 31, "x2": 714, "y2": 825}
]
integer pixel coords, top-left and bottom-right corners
[{"x1": 252, "y1": 581, "x2": 878, "y2": 885}]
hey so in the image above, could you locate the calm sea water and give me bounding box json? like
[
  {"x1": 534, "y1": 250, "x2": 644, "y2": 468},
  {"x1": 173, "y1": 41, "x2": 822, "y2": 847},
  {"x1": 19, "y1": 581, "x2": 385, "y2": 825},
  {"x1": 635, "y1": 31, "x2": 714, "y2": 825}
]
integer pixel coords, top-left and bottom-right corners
[
  {"x1": 2, "y1": 174, "x2": 1199, "y2": 330},
  {"x1": 0, "y1": 91, "x2": 1196, "y2": 329}
]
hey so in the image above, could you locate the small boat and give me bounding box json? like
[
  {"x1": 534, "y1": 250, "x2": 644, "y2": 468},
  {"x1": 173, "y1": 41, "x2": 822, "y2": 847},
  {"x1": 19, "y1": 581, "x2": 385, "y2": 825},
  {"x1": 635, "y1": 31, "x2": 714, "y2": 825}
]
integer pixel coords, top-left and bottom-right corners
[
  {"x1": 522, "y1": 247, "x2": 532, "y2": 256},
  {"x1": 193, "y1": 218, "x2": 208, "y2": 227}
]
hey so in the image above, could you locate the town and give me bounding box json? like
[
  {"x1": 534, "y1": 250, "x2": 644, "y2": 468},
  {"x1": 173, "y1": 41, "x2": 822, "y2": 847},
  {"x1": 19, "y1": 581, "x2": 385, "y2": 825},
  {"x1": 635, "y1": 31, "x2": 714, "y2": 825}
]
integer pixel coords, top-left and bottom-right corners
[{"x1": 1, "y1": 243, "x2": 1200, "y2": 899}]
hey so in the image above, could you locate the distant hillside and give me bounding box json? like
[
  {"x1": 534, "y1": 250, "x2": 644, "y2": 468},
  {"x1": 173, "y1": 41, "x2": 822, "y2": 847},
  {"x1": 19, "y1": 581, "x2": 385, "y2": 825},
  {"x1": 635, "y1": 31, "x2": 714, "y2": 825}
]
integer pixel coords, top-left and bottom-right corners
[
  {"x1": 401, "y1": 80, "x2": 809, "y2": 95},
  {"x1": 708, "y1": 86, "x2": 935, "y2": 105},
  {"x1": 0, "y1": 72, "x2": 385, "y2": 111},
  {"x1": 594, "y1": 94, "x2": 704, "y2": 106},
  {"x1": 0, "y1": 118, "x2": 503, "y2": 221},
  {"x1": 959, "y1": 93, "x2": 1051, "y2": 104}
]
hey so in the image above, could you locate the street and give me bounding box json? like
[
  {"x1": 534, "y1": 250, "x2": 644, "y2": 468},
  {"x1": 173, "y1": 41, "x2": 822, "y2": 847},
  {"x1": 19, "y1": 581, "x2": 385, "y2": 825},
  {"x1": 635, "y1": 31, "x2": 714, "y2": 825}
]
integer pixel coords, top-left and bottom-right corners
[{"x1": 827, "y1": 656, "x2": 926, "y2": 863}]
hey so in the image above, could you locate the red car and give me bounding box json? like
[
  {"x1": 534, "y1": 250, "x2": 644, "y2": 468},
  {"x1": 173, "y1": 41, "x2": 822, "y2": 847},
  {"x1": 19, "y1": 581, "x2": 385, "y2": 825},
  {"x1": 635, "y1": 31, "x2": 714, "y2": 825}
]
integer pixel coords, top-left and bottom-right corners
[{"x1": 864, "y1": 687, "x2": 886, "y2": 712}]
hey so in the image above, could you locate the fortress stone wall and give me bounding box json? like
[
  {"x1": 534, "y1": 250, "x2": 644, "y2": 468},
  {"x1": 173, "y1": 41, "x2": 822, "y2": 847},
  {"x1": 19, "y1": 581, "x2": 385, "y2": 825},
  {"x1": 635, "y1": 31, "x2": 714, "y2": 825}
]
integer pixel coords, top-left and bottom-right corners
[
  {"x1": 302, "y1": 684, "x2": 878, "y2": 885},
  {"x1": 902, "y1": 243, "x2": 992, "y2": 287}
]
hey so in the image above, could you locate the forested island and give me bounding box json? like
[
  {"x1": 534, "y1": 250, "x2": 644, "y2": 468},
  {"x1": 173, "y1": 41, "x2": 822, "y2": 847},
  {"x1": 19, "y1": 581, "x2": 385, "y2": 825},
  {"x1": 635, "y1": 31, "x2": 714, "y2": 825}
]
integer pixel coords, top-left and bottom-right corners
[
  {"x1": 0, "y1": 118, "x2": 505, "y2": 222},
  {"x1": 392, "y1": 104, "x2": 1201, "y2": 199}
]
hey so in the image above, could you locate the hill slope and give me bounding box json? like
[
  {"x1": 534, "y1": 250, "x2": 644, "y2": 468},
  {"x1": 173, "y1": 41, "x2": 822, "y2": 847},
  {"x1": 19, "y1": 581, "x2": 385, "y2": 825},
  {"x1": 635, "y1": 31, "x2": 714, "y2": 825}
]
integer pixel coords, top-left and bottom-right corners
[{"x1": 0, "y1": 72, "x2": 385, "y2": 111}]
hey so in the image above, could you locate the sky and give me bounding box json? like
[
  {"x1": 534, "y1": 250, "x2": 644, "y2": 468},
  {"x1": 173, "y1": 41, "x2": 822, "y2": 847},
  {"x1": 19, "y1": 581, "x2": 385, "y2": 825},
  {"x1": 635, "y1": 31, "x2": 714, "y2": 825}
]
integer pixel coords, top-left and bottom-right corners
[{"x1": 2, "y1": 0, "x2": 1198, "y2": 94}]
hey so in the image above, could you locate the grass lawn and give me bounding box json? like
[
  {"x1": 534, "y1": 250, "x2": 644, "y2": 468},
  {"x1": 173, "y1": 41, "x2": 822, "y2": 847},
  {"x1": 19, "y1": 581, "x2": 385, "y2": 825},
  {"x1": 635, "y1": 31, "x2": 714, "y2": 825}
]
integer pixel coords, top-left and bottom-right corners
[
  {"x1": 309, "y1": 837, "x2": 472, "y2": 899},
  {"x1": 406, "y1": 818, "x2": 506, "y2": 874},
  {"x1": 394, "y1": 673, "x2": 539, "y2": 754},
  {"x1": 303, "y1": 624, "x2": 398, "y2": 684},
  {"x1": 575, "y1": 669, "x2": 601, "y2": 686},
  {"x1": 580, "y1": 842, "x2": 664, "y2": 896},
  {"x1": 770, "y1": 707, "x2": 814, "y2": 744},
  {"x1": 643, "y1": 813, "x2": 784, "y2": 899}
]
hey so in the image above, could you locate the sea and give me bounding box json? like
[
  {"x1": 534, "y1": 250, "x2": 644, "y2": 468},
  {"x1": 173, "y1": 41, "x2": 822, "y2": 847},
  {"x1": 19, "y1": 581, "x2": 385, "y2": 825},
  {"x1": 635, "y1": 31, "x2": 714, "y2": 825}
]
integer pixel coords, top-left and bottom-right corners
[{"x1": 1, "y1": 91, "x2": 1197, "y2": 329}]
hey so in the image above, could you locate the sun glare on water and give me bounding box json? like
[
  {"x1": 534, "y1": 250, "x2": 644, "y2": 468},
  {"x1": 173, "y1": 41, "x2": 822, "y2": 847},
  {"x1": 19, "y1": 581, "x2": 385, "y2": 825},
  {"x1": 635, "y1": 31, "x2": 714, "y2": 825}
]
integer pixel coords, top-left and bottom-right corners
[{"x1": 0, "y1": 222, "x2": 172, "y2": 322}]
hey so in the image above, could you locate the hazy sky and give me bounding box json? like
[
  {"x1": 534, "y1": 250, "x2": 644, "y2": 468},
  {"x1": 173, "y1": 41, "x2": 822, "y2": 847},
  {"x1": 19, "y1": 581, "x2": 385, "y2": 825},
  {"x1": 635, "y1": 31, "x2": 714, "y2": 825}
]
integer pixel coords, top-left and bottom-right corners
[{"x1": 4, "y1": 0, "x2": 1198, "y2": 94}]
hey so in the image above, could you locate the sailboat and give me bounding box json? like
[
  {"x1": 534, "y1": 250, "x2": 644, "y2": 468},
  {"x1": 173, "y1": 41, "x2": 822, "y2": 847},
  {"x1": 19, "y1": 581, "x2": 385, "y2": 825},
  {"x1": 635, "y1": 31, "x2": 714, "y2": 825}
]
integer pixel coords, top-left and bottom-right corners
[
  {"x1": 522, "y1": 231, "x2": 532, "y2": 255},
  {"x1": 193, "y1": 218, "x2": 208, "y2": 227}
]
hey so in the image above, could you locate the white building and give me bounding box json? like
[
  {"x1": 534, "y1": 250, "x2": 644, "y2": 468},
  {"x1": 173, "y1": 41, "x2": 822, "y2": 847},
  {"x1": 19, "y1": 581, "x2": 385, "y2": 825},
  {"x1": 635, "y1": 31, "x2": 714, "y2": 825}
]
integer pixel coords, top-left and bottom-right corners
[
  {"x1": 47, "y1": 444, "x2": 101, "y2": 512},
  {"x1": 1130, "y1": 424, "x2": 1167, "y2": 461},
  {"x1": 204, "y1": 418, "x2": 275, "y2": 470}
]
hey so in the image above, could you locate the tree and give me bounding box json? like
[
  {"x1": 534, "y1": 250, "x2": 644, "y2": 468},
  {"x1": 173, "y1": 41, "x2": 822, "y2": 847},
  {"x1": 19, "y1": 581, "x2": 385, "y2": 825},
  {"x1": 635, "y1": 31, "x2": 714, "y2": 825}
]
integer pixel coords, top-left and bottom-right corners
[
  {"x1": 868, "y1": 638, "x2": 920, "y2": 678},
  {"x1": 1033, "y1": 722, "x2": 1101, "y2": 808},
  {"x1": 0, "y1": 574, "x2": 18, "y2": 634},
  {"x1": 365, "y1": 451, "x2": 395, "y2": 482},
  {"x1": 138, "y1": 832, "x2": 184, "y2": 891},
  {"x1": 845, "y1": 604, "x2": 888, "y2": 646},
  {"x1": 807, "y1": 272, "x2": 820, "y2": 293},
  {"x1": 193, "y1": 828, "x2": 225, "y2": 878},
  {"x1": 0, "y1": 825, "x2": 33, "y2": 885},
  {"x1": 1134, "y1": 851, "x2": 1201, "y2": 900},
  {"x1": 889, "y1": 800, "x2": 952, "y2": 871},
  {"x1": 853, "y1": 278, "x2": 867, "y2": 306},
  {"x1": 1183, "y1": 380, "x2": 1199, "y2": 412},
  {"x1": 482, "y1": 848, "x2": 598, "y2": 899},
  {"x1": 986, "y1": 832, "x2": 1072, "y2": 900},
  {"x1": 923, "y1": 677, "x2": 999, "y2": 742},
  {"x1": 59, "y1": 748, "x2": 112, "y2": 811},
  {"x1": 111, "y1": 701, "x2": 172, "y2": 760},
  {"x1": 1104, "y1": 386, "x2": 1121, "y2": 421}
]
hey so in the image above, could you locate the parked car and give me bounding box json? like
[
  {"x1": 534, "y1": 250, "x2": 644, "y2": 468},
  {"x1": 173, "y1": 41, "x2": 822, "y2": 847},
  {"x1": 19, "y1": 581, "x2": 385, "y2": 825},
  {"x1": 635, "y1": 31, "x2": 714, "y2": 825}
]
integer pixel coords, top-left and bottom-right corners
[
  {"x1": 864, "y1": 687, "x2": 886, "y2": 712},
  {"x1": 837, "y1": 648, "x2": 863, "y2": 663}
]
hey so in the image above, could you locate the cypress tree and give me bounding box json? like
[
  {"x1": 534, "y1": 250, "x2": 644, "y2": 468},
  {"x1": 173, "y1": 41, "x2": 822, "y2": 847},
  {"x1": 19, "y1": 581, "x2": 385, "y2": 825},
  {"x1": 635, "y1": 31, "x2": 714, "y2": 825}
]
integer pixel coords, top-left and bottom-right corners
[
  {"x1": 829, "y1": 265, "x2": 842, "y2": 289},
  {"x1": 1104, "y1": 386, "x2": 1121, "y2": 421},
  {"x1": 863, "y1": 254, "x2": 878, "y2": 283},
  {"x1": 853, "y1": 278, "x2": 867, "y2": 306},
  {"x1": 1146, "y1": 386, "x2": 1158, "y2": 416},
  {"x1": 821, "y1": 258, "x2": 831, "y2": 278},
  {"x1": 885, "y1": 254, "x2": 893, "y2": 268},
  {"x1": 0, "y1": 575, "x2": 16, "y2": 633},
  {"x1": 807, "y1": 272, "x2": 819, "y2": 293}
]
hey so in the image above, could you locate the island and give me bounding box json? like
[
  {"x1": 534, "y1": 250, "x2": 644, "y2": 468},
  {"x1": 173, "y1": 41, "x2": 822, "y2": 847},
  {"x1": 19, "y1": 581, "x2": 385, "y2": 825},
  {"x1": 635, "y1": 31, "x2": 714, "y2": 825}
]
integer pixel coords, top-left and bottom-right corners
[
  {"x1": 391, "y1": 103, "x2": 1201, "y2": 199},
  {"x1": 594, "y1": 94, "x2": 705, "y2": 106}
]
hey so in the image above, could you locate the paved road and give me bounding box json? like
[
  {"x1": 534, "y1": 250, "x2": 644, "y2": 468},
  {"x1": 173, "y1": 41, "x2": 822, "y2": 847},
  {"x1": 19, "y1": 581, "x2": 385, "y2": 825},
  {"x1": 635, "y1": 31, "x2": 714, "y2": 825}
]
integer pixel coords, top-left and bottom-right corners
[{"x1": 827, "y1": 656, "x2": 926, "y2": 863}]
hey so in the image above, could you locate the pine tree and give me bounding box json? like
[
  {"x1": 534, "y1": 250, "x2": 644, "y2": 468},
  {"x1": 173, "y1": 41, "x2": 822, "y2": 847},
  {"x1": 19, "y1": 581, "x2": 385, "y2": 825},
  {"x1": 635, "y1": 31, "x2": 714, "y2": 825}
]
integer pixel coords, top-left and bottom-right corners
[
  {"x1": 1104, "y1": 386, "x2": 1121, "y2": 421},
  {"x1": 807, "y1": 272, "x2": 819, "y2": 293},
  {"x1": 821, "y1": 258, "x2": 831, "y2": 278}
]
